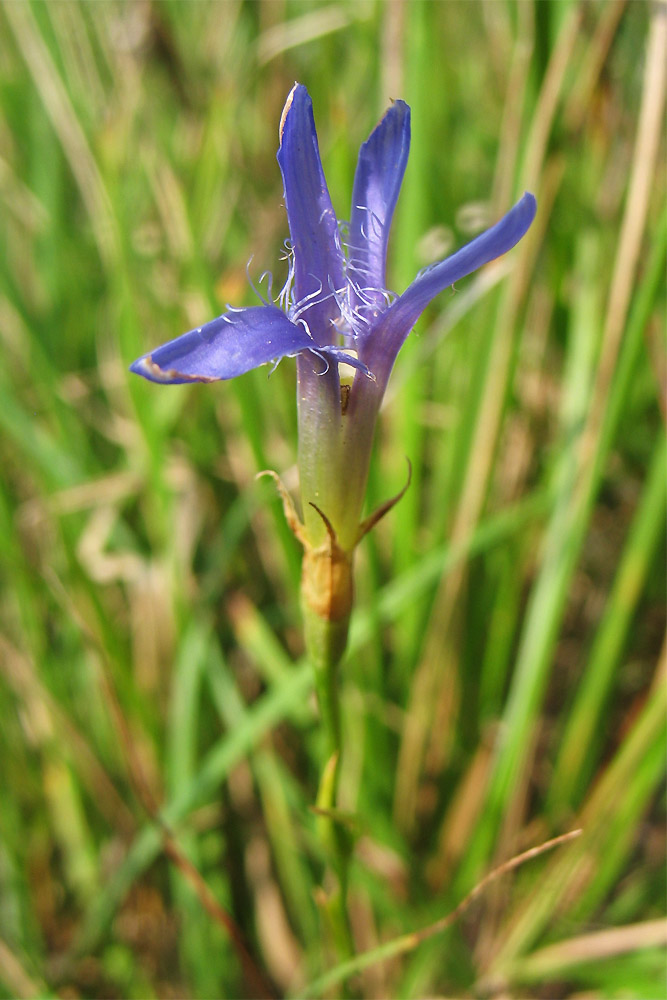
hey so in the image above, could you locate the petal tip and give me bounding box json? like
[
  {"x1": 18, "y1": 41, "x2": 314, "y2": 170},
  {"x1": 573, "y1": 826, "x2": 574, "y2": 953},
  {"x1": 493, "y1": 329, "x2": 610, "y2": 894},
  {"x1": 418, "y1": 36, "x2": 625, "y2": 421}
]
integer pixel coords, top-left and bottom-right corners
[
  {"x1": 128, "y1": 355, "x2": 154, "y2": 378},
  {"x1": 279, "y1": 82, "x2": 308, "y2": 143},
  {"x1": 129, "y1": 354, "x2": 172, "y2": 383},
  {"x1": 521, "y1": 190, "x2": 537, "y2": 221},
  {"x1": 389, "y1": 97, "x2": 411, "y2": 120},
  {"x1": 129, "y1": 354, "x2": 214, "y2": 385}
]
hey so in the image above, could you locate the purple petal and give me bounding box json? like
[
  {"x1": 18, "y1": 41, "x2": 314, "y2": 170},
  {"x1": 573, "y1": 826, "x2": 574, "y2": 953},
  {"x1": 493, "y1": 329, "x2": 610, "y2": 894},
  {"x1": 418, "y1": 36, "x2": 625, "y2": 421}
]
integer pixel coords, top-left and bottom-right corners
[
  {"x1": 362, "y1": 192, "x2": 537, "y2": 387},
  {"x1": 129, "y1": 305, "x2": 317, "y2": 384},
  {"x1": 348, "y1": 100, "x2": 410, "y2": 309},
  {"x1": 276, "y1": 84, "x2": 345, "y2": 345},
  {"x1": 395, "y1": 192, "x2": 536, "y2": 323}
]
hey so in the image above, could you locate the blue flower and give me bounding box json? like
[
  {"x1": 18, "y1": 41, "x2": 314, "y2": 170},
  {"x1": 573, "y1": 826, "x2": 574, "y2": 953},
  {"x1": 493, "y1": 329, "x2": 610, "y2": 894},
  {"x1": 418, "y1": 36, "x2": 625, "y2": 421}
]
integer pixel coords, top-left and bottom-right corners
[
  {"x1": 131, "y1": 84, "x2": 535, "y2": 554},
  {"x1": 131, "y1": 84, "x2": 534, "y2": 388}
]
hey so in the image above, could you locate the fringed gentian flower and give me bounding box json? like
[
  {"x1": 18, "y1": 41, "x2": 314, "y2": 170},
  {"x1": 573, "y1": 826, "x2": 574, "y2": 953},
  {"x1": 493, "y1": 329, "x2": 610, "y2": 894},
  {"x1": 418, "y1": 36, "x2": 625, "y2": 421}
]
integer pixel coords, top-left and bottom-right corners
[{"x1": 131, "y1": 84, "x2": 536, "y2": 672}]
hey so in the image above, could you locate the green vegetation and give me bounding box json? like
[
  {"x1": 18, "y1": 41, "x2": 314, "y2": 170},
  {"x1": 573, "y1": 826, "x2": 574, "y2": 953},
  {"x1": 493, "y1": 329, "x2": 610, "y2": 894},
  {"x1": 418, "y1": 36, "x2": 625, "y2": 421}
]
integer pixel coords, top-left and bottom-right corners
[{"x1": 0, "y1": 2, "x2": 664, "y2": 997}]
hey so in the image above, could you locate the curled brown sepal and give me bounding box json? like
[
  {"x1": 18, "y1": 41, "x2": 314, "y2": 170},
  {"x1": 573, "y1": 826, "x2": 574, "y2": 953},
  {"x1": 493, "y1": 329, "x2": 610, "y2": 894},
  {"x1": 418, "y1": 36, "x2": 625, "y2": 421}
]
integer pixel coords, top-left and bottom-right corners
[
  {"x1": 255, "y1": 469, "x2": 308, "y2": 545},
  {"x1": 256, "y1": 471, "x2": 353, "y2": 624},
  {"x1": 354, "y1": 457, "x2": 412, "y2": 546}
]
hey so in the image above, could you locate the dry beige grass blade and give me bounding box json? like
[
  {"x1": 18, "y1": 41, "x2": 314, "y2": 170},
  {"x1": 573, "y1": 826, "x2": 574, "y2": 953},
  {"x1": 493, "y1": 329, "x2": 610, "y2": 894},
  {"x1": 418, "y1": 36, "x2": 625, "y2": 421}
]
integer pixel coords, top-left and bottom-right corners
[
  {"x1": 4, "y1": 1, "x2": 119, "y2": 269},
  {"x1": 162, "y1": 832, "x2": 278, "y2": 1000},
  {"x1": 392, "y1": 6, "x2": 581, "y2": 835},
  {"x1": 245, "y1": 835, "x2": 304, "y2": 993},
  {"x1": 0, "y1": 635, "x2": 135, "y2": 837},
  {"x1": 391, "y1": 167, "x2": 558, "y2": 836},
  {"x1": 562, "y1": 0, "x2": 627, "y2": 132},
  {"x1": 0, "y1": 937, "x2": 45, "y2": 1000},
  {"x1": 257, "y1": 5, "x2": 353, "y2": 66},
  {"x1": 576, "y1": 1, "x2": 667, "y2": 481},
  {"x1": 415, "y1": 829, "x2": 583, "y2": 947},
  {"x1": 380, "y1": 0, "x2": 406, "y2": 112},
  {"x1": 476, "y1": 14, "x2": 667, "y2": 962},
  {"x1": 479, "y1": 661, "x2": 667, "y2": 983},
  {"x1": 46, "y1": 2, "x2": 107, "y2": 124},
  {"x1": 505, "y1": 919, "x2": 667, "y2": 984},
  {"x1": 40, "y1": 574, "x2": 277, "y2": 999},
  {"x1": 426, "y1": 740, "x2": 495, "y2": 890},
  {"x1": 491, "y1": 0, "x2": 534, "y2": 216},
  {"x1": 517, "y1": 3, "x2": 583, "y2": 192},
  {"x1": 299, "y1": 829, "x2": 582, "y2": 998}
]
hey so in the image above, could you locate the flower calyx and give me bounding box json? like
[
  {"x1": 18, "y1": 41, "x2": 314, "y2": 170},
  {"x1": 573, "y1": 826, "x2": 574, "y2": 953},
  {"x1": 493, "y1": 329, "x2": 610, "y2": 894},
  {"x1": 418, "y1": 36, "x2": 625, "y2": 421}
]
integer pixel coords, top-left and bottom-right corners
[
  {"x1": 302, "y1": 503, "x2": 353, "y2": 623},
  {"x1": 256, "y1": 470, "x2": 353, "y2": 624},
  {"x1": 257, "y1": 460, "x2": 412, "y2": 623}
]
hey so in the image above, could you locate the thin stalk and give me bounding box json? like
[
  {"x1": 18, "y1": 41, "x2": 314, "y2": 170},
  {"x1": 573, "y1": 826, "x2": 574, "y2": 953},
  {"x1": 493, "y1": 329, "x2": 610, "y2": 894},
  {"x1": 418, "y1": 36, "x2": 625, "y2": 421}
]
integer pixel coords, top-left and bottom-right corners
[{"x1": 305, "y1": 617, "x2": 356, "y2": 972}]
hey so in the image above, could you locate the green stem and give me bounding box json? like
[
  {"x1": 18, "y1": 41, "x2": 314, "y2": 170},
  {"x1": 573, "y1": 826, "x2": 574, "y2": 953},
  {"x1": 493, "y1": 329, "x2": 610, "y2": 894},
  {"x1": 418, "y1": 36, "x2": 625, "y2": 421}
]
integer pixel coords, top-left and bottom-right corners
[{"x1": 303, "y1": 603, "x2": 355, "y2": 965}]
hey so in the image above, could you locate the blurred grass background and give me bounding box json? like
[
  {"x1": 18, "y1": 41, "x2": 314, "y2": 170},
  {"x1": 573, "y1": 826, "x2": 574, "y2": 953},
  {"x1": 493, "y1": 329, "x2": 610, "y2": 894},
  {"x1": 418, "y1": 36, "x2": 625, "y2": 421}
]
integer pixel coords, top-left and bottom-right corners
[{"x1": 0, "y1": 0, "x2": 665, "y2": 997}]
